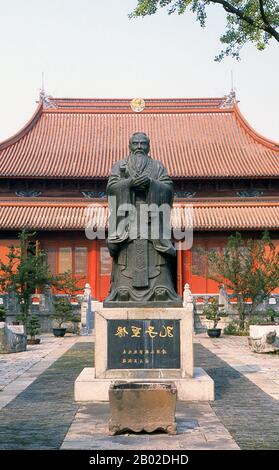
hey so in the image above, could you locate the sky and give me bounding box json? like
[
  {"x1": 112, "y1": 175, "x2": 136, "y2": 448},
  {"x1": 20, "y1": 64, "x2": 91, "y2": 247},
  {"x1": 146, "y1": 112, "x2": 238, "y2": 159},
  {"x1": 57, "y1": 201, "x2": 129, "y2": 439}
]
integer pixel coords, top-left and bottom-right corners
[{"x1": 0, "y1": 0, "x2": 278, "y2": 142}]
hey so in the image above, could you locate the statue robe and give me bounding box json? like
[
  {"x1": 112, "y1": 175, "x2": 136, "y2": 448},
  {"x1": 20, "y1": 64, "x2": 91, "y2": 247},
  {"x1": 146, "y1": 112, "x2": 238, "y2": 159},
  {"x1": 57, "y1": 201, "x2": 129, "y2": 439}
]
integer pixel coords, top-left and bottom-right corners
[{"x1": 104, "y1": 155, "x2": 182, "y2": 307}]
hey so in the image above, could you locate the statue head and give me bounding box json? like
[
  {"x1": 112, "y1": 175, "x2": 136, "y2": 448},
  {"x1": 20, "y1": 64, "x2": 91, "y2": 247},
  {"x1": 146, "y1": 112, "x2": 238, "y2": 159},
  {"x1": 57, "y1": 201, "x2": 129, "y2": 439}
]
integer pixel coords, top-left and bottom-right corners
[{"x1": 129, "y1": 132, "x2": 150, "y2": 157}]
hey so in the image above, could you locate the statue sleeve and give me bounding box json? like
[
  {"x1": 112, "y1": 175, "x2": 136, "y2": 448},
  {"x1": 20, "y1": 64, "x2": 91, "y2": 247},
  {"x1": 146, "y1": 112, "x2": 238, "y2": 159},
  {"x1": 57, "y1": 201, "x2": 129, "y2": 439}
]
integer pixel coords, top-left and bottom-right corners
[
  {"x1": 107, "y1": 162, "x2": 134, "y2": 206},
  {"x1": 107, "y1": 162, "x2": 132, "y2": 252},
  {"x1": 149, "y1": 163, "x2": 173, "y2": 206},
  {"x1": 149, "y1": 162, "x2": 175, "y2": 256}
]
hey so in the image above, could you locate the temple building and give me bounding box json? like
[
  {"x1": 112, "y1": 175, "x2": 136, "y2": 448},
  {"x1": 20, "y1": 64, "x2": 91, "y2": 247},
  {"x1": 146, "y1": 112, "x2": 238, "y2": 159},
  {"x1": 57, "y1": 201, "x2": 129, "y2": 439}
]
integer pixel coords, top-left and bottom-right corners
[{"x1": 0, "y1": 93, "x2": 278, "y2": 299}]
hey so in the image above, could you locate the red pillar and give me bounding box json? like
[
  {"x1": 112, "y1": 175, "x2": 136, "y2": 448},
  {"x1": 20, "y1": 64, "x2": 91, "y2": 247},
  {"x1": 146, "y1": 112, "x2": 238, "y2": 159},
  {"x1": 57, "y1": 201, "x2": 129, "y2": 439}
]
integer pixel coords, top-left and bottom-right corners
[
  {"x1": 177, "y1": 242, "x2": 183, "y2": 297},
  {"x1": 88, "y1": 239, "x2": 98, "y2": 298}
]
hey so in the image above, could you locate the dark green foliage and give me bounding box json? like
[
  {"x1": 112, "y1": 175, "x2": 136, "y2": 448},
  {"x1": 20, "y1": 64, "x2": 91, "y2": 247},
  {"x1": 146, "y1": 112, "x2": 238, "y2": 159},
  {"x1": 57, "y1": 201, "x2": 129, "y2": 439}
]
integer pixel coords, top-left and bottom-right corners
[
  {"x1": 51, "y1": 297, "x2": 76, "y2": 329},
  {"x1": 0, "y1": 231, "x2": 52, "y2": 328},
  {"x1": 26, "y1": 314, "x2": 41, "y2": 340},
  {"x1": 130, "y1": 1, "x2": 279, "y2": 60},
  {"x1": 53, "y1": 270, "x2": 83, "y2": 296},
  {"x1": 0, "y1": 305, "x2": 6, "y2": 322},
  {"x1": 51, "y1": 270, "x2": 82, "y2": 331},
  {"x1": 208, "y1": 231, "x2": 279, "y2": 331},
  {"x1": 224, "y1": 319, "x2": 249, "y2": 335},
  {"x1": 203, "y1": 297, "x2": 228, "y2": 328},
  {"x1": 0, "y1": 231, "x2": 83, "y2": 333},
  {"x1": 264, "y1": 307, "x2": 279, "y2": 323}
]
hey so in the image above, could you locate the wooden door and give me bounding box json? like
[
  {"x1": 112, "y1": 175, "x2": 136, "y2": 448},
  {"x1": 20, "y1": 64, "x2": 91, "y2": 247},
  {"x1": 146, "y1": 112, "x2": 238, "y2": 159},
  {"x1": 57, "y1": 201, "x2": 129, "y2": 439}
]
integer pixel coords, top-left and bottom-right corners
[{"x1": 188, "y1": 241, "x2": 207, "y2": 293}]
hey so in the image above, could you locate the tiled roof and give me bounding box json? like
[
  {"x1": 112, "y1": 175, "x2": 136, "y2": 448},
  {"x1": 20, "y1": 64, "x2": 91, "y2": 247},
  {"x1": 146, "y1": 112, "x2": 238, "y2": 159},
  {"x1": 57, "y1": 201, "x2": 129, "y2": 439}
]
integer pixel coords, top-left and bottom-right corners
[
  {"x1": 0, "y1": 199, "x2": 278, "y2": 231},
  {"x1": 174, "y1": 200, "x2": 279, "y2": 230},
  {"x1": 0, "y1": 97, "x2": 278, "y2": 178}
]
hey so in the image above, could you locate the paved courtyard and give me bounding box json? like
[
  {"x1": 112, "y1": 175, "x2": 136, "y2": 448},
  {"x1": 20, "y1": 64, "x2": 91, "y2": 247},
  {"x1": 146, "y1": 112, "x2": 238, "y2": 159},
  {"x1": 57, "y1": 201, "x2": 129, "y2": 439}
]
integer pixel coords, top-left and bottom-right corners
[{"x1": 1, "y1": 333, "x2": 279, "y2": 450}]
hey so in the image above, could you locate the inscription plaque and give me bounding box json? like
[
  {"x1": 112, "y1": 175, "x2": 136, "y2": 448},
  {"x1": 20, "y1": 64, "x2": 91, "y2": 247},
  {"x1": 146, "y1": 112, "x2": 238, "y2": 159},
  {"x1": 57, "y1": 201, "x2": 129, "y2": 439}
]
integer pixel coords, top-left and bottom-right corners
[{"x1": 107, "y1": 319, "x2": 180, "y2": 369}]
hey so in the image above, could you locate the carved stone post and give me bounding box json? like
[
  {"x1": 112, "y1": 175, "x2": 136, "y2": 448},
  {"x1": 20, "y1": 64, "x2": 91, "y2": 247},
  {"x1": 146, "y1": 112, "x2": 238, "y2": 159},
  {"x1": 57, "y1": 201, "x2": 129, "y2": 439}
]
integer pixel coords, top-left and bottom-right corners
[
  {"x1": 45, "y1": 284, "x2": 54, "y2": 313},
  {"x1": 219, "y1": 284, "x2": 229, "y2": 310},
  {"x1": 80, "y1": 283, "x2": 93, "y2": 335},
  {"x1": 8, "y1": 289, "x2": 19, "y2": 318},
  {"x1": 183, "y1": 283, "x2": 193, "y2": 307}
]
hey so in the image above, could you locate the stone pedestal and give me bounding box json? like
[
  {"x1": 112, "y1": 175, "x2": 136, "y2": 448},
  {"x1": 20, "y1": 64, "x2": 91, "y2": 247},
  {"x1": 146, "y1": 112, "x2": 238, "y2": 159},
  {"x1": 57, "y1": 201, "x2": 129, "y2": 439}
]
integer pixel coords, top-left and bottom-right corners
[
  {"x1": 0, "y1": 322, "x2": 27, "y2": 354},
  {"x1": 249, "y1": 325, "x2": 279, "y2": 353},
  {"x1": 75, "y1": 366, "x2": 213, "y2": 401},
  {"x1": 74, "y1": 305, "x2": 214, "y2": 401},
  {"x1": 95, "y1": 307, "x2": 193, "y2": 379}
]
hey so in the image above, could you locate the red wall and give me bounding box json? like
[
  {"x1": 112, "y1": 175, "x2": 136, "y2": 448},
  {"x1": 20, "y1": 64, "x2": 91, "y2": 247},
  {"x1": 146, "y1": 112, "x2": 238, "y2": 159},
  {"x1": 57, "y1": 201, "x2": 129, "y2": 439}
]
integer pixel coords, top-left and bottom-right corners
[{"x1": 0, "y1": 232, "x2": 278, "y2": 300}]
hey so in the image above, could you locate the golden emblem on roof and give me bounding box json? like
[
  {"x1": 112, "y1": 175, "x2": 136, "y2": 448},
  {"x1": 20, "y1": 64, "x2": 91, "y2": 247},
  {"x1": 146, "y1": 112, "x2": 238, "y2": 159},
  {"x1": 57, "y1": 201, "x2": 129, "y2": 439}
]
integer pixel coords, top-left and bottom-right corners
[{"x1": 130, "y1": 97, "x2": 145, "y2": 113}]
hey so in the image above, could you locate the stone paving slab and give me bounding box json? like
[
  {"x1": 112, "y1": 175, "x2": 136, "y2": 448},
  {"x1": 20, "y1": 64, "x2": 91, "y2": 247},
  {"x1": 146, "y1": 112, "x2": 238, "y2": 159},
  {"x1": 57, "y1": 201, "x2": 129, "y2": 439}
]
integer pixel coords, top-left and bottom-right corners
[
  {"x1": 2, "y1": 333, "x2": 279, "y2": 450},
  {"x1": 0, "y1": 342, "x2": 93, "y2": 450},
  {"x1": 0, "y1": 334, "x2": 78, "y2": 387},
  {"x1": 0, "y1": 334, "x2": 84, "y2": 410},
  {"x1": 61, "y1": 401, "x2": 239, "y2": 450},
  {"x1": 195, "y1": 339, "x2": 279, "y2": 450},
  {"x1": 195, "y1": 334, "x2": 279, "y2": 400}
]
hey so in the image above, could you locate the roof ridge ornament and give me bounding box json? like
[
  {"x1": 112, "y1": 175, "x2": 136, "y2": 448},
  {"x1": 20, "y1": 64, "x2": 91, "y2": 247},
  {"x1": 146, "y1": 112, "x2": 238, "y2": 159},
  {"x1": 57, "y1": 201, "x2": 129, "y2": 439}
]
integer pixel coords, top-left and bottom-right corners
[
  {"x1": 221, "y1": 90, "x2": 236, "y2": 109},
  {"x1": 130, "y1": 97, "x2": 145, "y2": 112},
  {"x1": 39, "y1": 89, "x2": 56, "y2": 108}
]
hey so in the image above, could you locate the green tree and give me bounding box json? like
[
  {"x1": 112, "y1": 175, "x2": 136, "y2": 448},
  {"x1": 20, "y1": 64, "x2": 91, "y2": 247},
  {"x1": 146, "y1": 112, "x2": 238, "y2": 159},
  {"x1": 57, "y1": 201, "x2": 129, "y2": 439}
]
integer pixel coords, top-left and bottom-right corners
[
  {"x1": 130, "y1": 1, "x2": 279, "y2": 60},
  {"x1": 0, "y1": 231, "x2": 52, "y2": 328},
  {"x1": 26, "y1": 314, "x2": 41, "y2": 341},
  {"x1": 203, "y1": 297, "x2": 227, "y2": 328},
  {"x1": 53, "y1": 270, "x2": 83, "y2": 296},
  {"x1": 207, "y1": 231, "x2": 279, "y2": 330},
  {"x1": 51, "y1": 271, "x2": 83, "y2": 332},
  {"x1": 51, "y1": 297, "x2": 76, "y2": 329}
]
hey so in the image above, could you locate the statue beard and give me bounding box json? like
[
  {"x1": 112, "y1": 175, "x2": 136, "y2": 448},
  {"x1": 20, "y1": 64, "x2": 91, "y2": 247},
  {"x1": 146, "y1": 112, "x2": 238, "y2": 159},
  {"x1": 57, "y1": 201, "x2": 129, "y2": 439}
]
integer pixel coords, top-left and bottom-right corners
[{"x1": 130, "y1": 152, "x2": 148, "y2": 174}]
